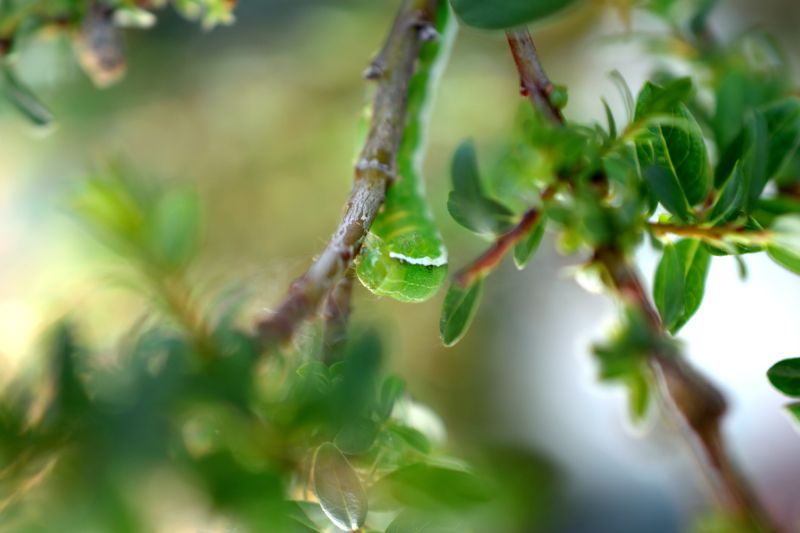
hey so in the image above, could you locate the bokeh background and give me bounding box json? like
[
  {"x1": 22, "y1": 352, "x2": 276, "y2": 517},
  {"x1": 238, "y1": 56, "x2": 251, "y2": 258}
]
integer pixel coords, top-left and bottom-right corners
[{"x1": 1, "y1": 0, "x2": 799, "y2": 531}]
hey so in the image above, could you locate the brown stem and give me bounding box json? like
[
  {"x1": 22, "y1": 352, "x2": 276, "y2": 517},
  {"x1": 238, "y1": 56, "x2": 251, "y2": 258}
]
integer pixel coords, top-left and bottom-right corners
[
  {"x1": 595, "y1": 247, "x2": 777, "y2": 532},
  {"x1": 455, "y1": 187, "x2": 554, "y2": 287},
  {"x1": 321, "y1": 268, "x2": 355, "y2": 363},
  {"x1": 506, "y1": 28, "x2": 563, "y2": 125},
  {"x1": 648, "y1": 221, "x2": 769, "y2": 243},
  {"x1": 507, "y1": 28, "x2": 778, "y2": 531},
  {"x1": 256, "y1": 0, "x2": 441, "y2": 345}
]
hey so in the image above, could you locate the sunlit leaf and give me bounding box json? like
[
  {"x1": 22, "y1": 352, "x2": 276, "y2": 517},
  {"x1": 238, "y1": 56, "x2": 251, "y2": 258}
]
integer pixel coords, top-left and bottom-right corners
[
  {"x1": 312, "y1": 443, "x2": 367, "y2": 531},
  {"x1": 513, "y1": 216, "x2": 546, "y2": 270}
]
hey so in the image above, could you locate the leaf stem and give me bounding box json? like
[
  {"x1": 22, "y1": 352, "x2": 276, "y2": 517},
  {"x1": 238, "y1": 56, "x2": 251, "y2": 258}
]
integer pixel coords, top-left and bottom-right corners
[
  {"x1": 257, "y1": 0, "x2": 443, "y2": 345},
  {"x1": 505, "y1": 28, "x2": 564, "y2": 125}
]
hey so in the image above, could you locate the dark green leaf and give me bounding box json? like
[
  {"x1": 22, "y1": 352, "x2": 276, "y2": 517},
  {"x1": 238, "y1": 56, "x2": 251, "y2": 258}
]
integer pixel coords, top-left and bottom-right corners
[
  {"x1": 312, "y1": 443, "x2": 367, "y2": 531},
  {"x1": 440, "y1": 279, "x2": 484, "y2": 347},
  {"x1": 635, "y1": 80, "x2": 710, "y2": 209},
  {"x1": 450, "y1": 0, "x2": 577, "y2": 29},
  {"x1": 1, "y1": 64, "x2": 54, "y2": 126},
  {"x1": 388, "y1": 424, "x2": 431, "y2": 454},
  {"x1": 761, "y1": 97, "x2": 800, "y2": 180},
  {"x1": 513, "y1": 216, "x2": 546, "y2": 269},
  {"x1": 709, "y1": 162, "x2": 746, "y2": 224},
  {"x1": 335, "y1": 419, "x2": 379, "y2": 455},
  {"x1": 787, "y1": 403, "x2": 800, "y2": 424},
  {"x1": 448, "y1": 141, "x2": 515, "y2": 235},
  {"x1": 377, "y1": 376, "x2": 406, "y2": 420},
  {"x1": 642, "y1": 166, "x2": 693, "y2": 222},
  {"x1": 767, "y1": 358, "x2": 800, "y2": 397},
  {"x1": 653, "y1": 242, "x2": 685, "y2": 331},
  {"x1": 670, "y1": 239, "x2": 711, "y2": 333}
]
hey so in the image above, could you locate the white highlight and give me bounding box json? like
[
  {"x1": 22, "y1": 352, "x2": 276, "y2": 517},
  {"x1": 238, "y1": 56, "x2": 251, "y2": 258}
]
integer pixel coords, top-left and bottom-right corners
[{"x1": 389, "y1": 251, "x2": 448, "y2": 267}]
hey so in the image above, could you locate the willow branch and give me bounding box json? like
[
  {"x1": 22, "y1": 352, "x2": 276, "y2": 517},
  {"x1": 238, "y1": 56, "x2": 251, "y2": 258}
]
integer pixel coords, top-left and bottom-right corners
[
  {"x1": 321, "y1": 268, "x2": 355, "y2": 363},
  {"x1": 507, "y1": 27, "x2": 777, "y2": 531},
  {"x1": 506, "y1": 28, "x2": 563, "y2": 124},
  {"x1": 257, "y1": 0, "x2": 441, "y2": 344}
]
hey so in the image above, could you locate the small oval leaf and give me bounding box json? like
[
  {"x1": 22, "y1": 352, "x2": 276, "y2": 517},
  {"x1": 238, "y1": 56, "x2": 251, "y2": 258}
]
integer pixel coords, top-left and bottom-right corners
[
  {"x1": 312, "y1": 443, "x2": 368, "y2": 531},
  {"x1": 768, "y1": 358, "x2": 800, "y2": 398},
  {"x1": 450, "y1": 0, "x2": 578, "y2": 29},
  {"x1": 440, "y1": 279, "x2": 484, "y2": 347}
]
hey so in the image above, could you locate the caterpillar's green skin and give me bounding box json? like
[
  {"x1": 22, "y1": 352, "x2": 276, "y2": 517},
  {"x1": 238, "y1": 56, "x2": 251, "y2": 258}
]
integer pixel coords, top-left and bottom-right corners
[{"x1": 356, "y1": 4, "x2": 453, "y2": 303}]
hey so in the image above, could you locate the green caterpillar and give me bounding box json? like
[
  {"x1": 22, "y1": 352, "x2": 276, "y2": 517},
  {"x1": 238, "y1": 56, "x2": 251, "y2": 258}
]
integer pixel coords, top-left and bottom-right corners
[{"x1": 355, "y1": 3, "x2": 454, "y2": 303}]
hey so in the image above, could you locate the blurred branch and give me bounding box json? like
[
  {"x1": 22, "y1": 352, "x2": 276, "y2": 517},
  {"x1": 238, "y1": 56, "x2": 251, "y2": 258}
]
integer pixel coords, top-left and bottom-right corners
[
  {"x1": 321, "y1": 268, "x2": 355, "y2": 363},
  {"x1": 507, "y1": 27, "x2": 778, "y2": 532},
  {"x1": 257, "y1": 0, "x2": 442, "y2": 345}
]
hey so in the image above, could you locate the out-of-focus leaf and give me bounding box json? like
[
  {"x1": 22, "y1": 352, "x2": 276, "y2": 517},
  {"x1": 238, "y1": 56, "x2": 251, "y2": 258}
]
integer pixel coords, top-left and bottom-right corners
[
  {"x1": 335, "y1": 419, "x2": 378, "y2": 455},
  {"x1": 377, "y1": 376, "x2": 406, "y2": 421},
  {"x1": 385, "y1": 510, "x2": 460, "y2": 532},
  {"x1": 1, "y1": 63, "x2": 54, "y2": 126},
  {"x1": 440, "y1": 279, "x2": 484, "y2": 347},
  {"x1": 312, "y1": 443, "x2": 367, "y2": 531},
  {"x1": 767, "y1": 358, "x2": 800, "y2": 397},
  {"x1": 450, "y1": 0, "x2": 577, "y2": 29},
  {"x1": 146, "y1": 190, "x2": 202, "y2": 272},
  {"x1": 448, "y1": 141, "x2": 515, "y2": 235},
  {"x1": 373, "y1": 463, "x2": 491, "y2": 511},
  {"x1": 388, "y1": 424, "x2": 431, "y2": 454},
  {"x1": 767, "y1": 215, "x2": 800, "y2": 275},
  {"x1": 761, "y1": 97, "x2": 800, "y2": 180},
  {"x1": 513, "y1": 216, "x2": 546, "y2": 269}
]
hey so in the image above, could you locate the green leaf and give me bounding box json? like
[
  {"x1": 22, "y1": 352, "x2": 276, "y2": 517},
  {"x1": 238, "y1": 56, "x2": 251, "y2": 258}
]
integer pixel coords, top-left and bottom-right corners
[
  {"x1": 388, "y1": 424, "x2": 431, "y2": 454},
  {"x1": 653, "y1": 242, "x2": 685, "y2": 331},
  {"x1": 670, "y1": 239, "x2": 711, "y2": 333},
  {"x1": 635, "y1": 80, "x2": 710, "y2": 211},
  {"x1": 767, "y1": 358, "x2": 800, "y2": 397},
  {"x1": 373, "y1": 464, "x2": 491, "y2": 511},
  {"x1": 377, "y1": 376, "x2": 406, "y2": 421},
  {"x1": 767, "y1": 215, "x2": 800, "y2": 275},
  {"x1": 440, "y1": 279, "x2": 484, "y2": 347},
  {"x1": 448, "y1": 141, "x2": 515, "y2": 235},
  {"x1": 147, "y1": 190, "x2": 201, "y2": 272},
  {"x1": 1, "y1": 63, "x2": 54, "y2": 127},
  {"x1": 642, "y1": 166, "x2": 693, "y2": 222},
  {"x1": 449, "y1": 0, "x2": 577, "y2": 29},
  {"x1": 335, "y1": 419, "x2": 379, "y2": 455},
  {"x1": 312, "y1": 443, "x2": 367, "y2": 531},
  {"x1": 385, "y1": 510, "x2": 459, "y2": 533},
  {"x1": 788, "y1": 403, "x2": 800, "y2": 424},
  {"x1": 709, "y1": 162, "x2": 746, "y2": 224},
  {"x1": 513, "y1": 216, "x2": 546, "y2": 269},
  {"x1": 761, "y1": 97, "x2": 800, "y2": 180}
]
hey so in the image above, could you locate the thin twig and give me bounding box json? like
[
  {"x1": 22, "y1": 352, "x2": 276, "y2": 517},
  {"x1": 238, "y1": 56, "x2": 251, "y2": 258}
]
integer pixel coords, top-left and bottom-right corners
[
  {"x1": 321, "y1": 268, "x2": 355, "y2": 363},
  {"x1": 455, "y1": 187, "x2": 555, "y2": 287},
  {"x1": 507, "y1": 28, "x2": 778, "y2": 531},
  {"x1": 506, "y1": 28, "x2": 563, "y2": 124},
  {"x1": 257, "y1": 0, "x2": 441, "y2": 345}
]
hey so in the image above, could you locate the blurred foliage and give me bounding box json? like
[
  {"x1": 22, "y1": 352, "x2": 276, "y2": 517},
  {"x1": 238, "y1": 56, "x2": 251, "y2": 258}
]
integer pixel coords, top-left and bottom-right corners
[{"x1": 0, "y1": 171, "x2": 558, "y2": 531}]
